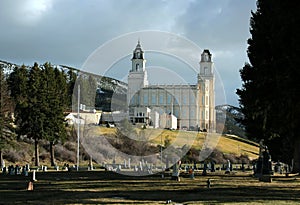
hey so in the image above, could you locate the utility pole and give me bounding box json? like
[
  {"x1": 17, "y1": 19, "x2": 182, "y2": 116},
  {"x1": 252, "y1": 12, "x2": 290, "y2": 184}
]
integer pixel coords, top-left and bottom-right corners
[{"x1": 77, "y1": 84, "x2": 80, "y2": 171}]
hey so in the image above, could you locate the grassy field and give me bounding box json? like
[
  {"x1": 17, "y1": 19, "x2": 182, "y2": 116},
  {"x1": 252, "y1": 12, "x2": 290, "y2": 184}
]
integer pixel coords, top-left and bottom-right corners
[
  {"x1": 92, "y1": 127, "x2": 259, "y2": 159},
  {"x1": 0, "y1": 170, "x2": 299, "y2": 204}
]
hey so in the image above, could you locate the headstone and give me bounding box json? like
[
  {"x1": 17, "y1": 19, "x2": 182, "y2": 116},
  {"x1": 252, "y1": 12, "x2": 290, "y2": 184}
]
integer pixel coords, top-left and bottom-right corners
[
  {"x1": 189, "y1": 168, "x2": 194, "y2": 179},
  {"x1": 172, "y1": 161, "x2": 181, "y2": 181},
  {"x1": 22, "y1": 166, "x2": 26, "y2": 176},
  {"x1": 32, "y1": 170, "x2": 37, "y2": 181},
  {"x1": 202, "y1": 162, "x2": 207, "y2": 176},
  {"x1": 211, "y1": 162, "x2": 215, "y2": 172},
  {"x1": 139, "y1": 161, "x2": 143, "y2": 172},
  {"x1": 89, "y1": 156, "x2": 94, "y2": 170},
  {"x1": 225, "y1": 160, "x2": 231, "y2": 174},
  {"x1": 142, "y1": 159, "x2": 145, "y2": 167},
  {"x1": 9, "y1": 165, "x2": 14, "y2": 175},
  {"x1": 207, "y1": 178, "x2": 211, "y2": 188},
  {"x1": 27, "y1": 181, "x2": 34, "y2": 191},
  {"x1": 262, "y1": 149, "x2": 272, "y2": 175},
  {"x1": 255, "y1": 140, "x2": 273, "y2": 178},
  {"x1": 2, "y1": 167, "x2": 6, "y2": 175},
  {"x1": 166, "y1": 157, "x2": 169, "y2": 171},
  {"x1": 25, "y1": 164, "x2": 30, "y2": 172},
  {"x1": 128, "y1": 158, "x2": 131, "y2": 169},
  {"x1": 124, "y1": 159, "x2": 127, "y2": 169},
  {"x1": 15, "y1": 165, "x2": 21, "y2": 175},
  {"x1": 134, "y1": 165, "x2": 138, "y2": 172},
  {"x1": 1, "y1": 159, "x2": 5, "y2": 169}
]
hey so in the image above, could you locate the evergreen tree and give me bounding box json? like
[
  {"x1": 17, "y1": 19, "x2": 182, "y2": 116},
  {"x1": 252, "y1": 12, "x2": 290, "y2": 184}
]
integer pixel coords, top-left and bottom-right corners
[
  {"x1": 237, "y1": 0, "x2": 300, "y2": 172},
  {"x1": 0, "y1": 64, "x2": 14, "y2": 167},
  {"x1": 66, "y1": 68, "x2": 77, "y2": 110},
  {"x1": 27, "y1": 63, "x2": 46, "y2": 166},
  {"x1": 42, "y1": 63, "x2": 68, "y2": 166}
]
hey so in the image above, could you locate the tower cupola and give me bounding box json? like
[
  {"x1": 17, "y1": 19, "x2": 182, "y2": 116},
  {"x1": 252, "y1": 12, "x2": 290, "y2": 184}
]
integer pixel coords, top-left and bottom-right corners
[{"x1": 131, "y1": 40, "x2": 146, "y2": 72}]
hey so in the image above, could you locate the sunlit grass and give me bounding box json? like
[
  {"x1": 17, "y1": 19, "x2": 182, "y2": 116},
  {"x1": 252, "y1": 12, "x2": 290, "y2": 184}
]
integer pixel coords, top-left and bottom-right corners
[{"x1": 94, "y1": 126, "x2": 259, "y2": 159}]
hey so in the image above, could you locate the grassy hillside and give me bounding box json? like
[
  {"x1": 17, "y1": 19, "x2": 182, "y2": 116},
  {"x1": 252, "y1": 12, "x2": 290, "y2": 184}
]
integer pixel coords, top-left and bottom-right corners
[
  {"x1": 95, "y1": 127, "x2": 259, "y2": 160},
  {"x1": 2, "y1": 126, "x2": 259, "y2": 167}
]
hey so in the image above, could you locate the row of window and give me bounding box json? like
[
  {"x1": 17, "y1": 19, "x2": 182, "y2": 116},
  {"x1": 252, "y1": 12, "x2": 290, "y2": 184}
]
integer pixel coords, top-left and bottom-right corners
[
  {"x1": 132, "y1": 94, "x2": 209, "y2": 106},
  {"x1": 132, "y1": 93, "x2": 197, "y2": 105}
]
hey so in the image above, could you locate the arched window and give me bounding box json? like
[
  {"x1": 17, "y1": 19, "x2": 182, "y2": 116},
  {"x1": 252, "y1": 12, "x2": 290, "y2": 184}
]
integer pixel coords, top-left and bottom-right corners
[{"x1": 136, "y1": 64, "x2": 140, "y2": 71}]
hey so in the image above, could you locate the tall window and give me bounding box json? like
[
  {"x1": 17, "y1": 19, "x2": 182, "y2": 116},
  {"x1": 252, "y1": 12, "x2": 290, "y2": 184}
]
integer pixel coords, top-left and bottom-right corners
[
  {"x1": 167, "y1": 93, "x2": 172, "y2": 104},
  {"x1": 159, "y1": 92, "x2": 164, "y2": 104},
  {"x1": 182, "y1": 94, "x2": 187, "y2": 105},
  {"x1": 190, "y1": 93, "x2": 195, "y2": 104},
  {"x1": 151, "y1": 92, "x2": 156, "y2": 104},
  {"x1": 143, "y1": 94, "x2": 148, "y2": 105},
  {"x1": 204, "y1": 67, "x2": 209, "y2": 75}
]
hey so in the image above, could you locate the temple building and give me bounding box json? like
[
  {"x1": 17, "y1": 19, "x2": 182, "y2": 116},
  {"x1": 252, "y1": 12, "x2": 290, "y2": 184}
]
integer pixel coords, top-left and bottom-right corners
[{"x1": 127, "y1": 41, "x2": 216, "y2": 132}]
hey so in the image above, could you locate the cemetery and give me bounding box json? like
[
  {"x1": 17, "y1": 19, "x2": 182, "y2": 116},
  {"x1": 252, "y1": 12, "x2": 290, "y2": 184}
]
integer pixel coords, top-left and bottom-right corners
[
  {"x1": 0, "y1": 127, "x2": 299, "y2": 204},
  {"x1": 0, "y1": 160, "x2": 299, "y2": 204}
]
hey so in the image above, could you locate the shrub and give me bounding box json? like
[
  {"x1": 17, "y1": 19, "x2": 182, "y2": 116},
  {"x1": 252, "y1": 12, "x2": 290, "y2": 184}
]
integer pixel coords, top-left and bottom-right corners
[{"x1": 3, "y1": 149, "x2": 23, "y2": 163}]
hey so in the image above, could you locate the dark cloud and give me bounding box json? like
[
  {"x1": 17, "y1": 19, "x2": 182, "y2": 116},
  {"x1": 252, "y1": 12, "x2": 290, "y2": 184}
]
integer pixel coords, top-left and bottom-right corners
[{"x1": 0, "y1": 0, "x2": 256, "y2": 105}]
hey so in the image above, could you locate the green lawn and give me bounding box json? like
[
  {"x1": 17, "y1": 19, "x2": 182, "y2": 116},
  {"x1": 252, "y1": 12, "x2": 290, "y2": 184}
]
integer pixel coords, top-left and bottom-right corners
[{"x1": 1, "y1": 170, "x2": 299, "y2": 204}]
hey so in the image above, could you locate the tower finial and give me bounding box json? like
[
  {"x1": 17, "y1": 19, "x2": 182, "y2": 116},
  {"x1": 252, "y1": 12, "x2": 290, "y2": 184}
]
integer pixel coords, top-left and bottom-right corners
[{"x1": 138, "y1": 38, "x2": 140, "y2": 45}]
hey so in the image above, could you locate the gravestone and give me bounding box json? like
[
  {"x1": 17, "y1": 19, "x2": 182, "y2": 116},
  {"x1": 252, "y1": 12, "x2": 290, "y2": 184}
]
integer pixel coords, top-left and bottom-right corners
[
  {"x1": 32, "y1": 170, "x2": 37, "y2": 181},
  {"x1": 128, "y1": 158, "x2": 131, "y2": 169},
  {"x1": 9, "y1": 165, "x2": 14, "y2": 175},
  {"x1": 166, "y1": 157, "x2": 169, "y2": 171},
  {"x1": 2, "y1": 167, "x2": 6, "y2": 175},
  {"x1": 211, "y1": 162, "x2": 215, "y2": 172},
  {"x1": 225, "y1": 160, "x2": 231, "y2": 174},
  {"x1": 172, "y1": 161, "x2": 181, "y2": 181},
  {"x1": 15, "y1": 165, "x2": 21, "y2": 175},
  {"x1": 189, "y1": 168, "x2": 194, "y2": 179},
  {"x1": 274, "y1": 161, "x2": 281, "y2": 173},
  {"x1": 1, "y1": 159, "x2": 5, "y2": 169},
  {"x1": 202, "y1": 162, "x2": 207, "y2": 176},
  {"x1": 124, "y1": 159, "x2": 127, "y2": 169},
  {"x1": 134, "y1": 165, "x2": 138, "y2": 172},
  {"x1": 88, "y1": 157, "x2": 94, "y2": 170},
  {"x1": 139, "y1": 161, "x2": 143, "y2": 172},
  {"x1": 255, "y1": 140, "x2": 273, "y2": 181},
  {"x1": 207, "y1": 178, "x2": 211, "y2": 188}
]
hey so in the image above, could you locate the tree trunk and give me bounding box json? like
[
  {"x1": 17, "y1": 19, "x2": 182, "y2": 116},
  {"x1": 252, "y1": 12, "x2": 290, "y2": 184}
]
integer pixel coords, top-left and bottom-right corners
[
  {"x1": 34, "y1": 139, "x2": 39, "y2": 166},
  {"x1": 50, "y1": 141, "x2": 56, "y2": 166},
  {"x1": 0, "y1": 149, "x2": 3, "y2": 168},
  {"x1": 292, "y1": 138, "x2": 300, "y2": 173}
]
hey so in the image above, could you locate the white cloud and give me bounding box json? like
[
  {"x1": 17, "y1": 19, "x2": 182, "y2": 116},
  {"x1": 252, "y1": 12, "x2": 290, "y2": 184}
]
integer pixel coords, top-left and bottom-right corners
[{"x1": 0, "y1": 0, "x2": 54, "y2": 26}]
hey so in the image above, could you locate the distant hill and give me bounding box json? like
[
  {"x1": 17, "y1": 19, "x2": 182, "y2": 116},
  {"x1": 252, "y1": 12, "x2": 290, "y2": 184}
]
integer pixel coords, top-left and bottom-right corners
[
  {"x1": 1, "y1": 60, "x2": 128, "y2": 112},
  {"x1": 54, "y1": 65, "x2": 128, "y2": 112}
]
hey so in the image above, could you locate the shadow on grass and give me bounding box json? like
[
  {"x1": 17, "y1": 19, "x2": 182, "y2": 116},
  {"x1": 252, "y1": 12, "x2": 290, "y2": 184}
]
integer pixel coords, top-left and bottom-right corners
[{"x1": 0, "y1": 171, "x2": 299, "y2": 204}]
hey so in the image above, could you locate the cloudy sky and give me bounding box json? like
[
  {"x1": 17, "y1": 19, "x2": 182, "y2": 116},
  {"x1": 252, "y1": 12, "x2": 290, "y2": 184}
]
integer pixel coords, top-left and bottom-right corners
[{"x1": 0, "y1": 0, "x2": 257, "y2": 106}]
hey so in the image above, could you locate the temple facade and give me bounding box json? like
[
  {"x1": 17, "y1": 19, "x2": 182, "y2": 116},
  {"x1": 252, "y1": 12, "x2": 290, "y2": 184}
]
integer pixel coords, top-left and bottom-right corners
[{"x1": 127, "y1": 41, "x2": 216, "y2": 132}]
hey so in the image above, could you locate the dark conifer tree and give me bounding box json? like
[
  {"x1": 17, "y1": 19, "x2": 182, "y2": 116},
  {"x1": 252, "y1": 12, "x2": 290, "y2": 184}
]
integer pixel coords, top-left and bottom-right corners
[
  {"x1": 237, "y1": 0, "x2": 300, "y2": 172},
  {"x1": 0, "y1": 64, "x2": 14, "y2": 167}
]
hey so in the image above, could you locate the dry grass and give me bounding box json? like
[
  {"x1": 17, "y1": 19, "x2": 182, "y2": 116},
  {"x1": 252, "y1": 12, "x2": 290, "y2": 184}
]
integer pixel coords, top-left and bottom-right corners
[
  {"x1": 0, "y1": 171, "x2": 299, "y2": 204},
  {"x1": 94, "y1": 127, "x2": 259, "y2": 159}
]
